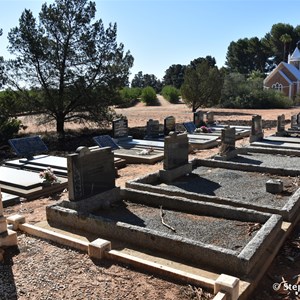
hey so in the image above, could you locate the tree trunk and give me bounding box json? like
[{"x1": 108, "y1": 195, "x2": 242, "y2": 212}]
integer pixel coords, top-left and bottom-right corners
[{"x1": 56, "y1": 114, "x2": 65, "y2": 139}]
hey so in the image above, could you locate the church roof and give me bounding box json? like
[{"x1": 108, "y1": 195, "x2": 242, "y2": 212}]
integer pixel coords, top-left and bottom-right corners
[
  {"x1": 282, "y1": 62, "x2": 300, "y2": 80},
  {"x1": 289, "y1": 46, "x2": 300, "y2": 61}
]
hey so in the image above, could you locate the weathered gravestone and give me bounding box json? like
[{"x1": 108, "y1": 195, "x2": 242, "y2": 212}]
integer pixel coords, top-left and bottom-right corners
[
  {"x1": 249, "y1": 115, "x2": 263, "y2": 143},
  {"x1": 276, "y1": 114, "x2": 286, "y2": 136},
  {"x1": 193, "y1": 111, "x2": 205, "y2": 128},
  {"x1": 206, "y1": 111, "x2": 215, "y2": 125},
  {"x1": 159, "y1": 132, "x2": 192, "y2": 183},
  {"x1": 0, "y1": 188, "x2": 17, "y2": 247},
  {"x1": 67, "y1": 146, "x2": 116, "y2": 202},
  {"x1": 146, "y1": 119, "x2": 160, "y2": 139},
  {"x1": 164, "y1": 116, "x2": 176, "y2": 136},
  {"x1": 112, "y1": 117, "x2": 129, "y2": 139},
  {"x1": 9, "y1": 135, "x2": 48, "y2": 160},
  {"x1": 291, "y1": 115, "x2": 298, "y2": 129},
  {"x1": 214, "y1": 127, "x2": 237, "y2": 160}
]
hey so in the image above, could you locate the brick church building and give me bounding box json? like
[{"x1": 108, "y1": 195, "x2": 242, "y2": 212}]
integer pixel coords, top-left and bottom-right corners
[{"x1": 264, "y1": 43, "x2": 300, "y2": 99}]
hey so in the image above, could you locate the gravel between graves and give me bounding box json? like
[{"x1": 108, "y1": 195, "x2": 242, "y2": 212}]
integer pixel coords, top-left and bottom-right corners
[
  {"x1": 94, "y1": 201, "x2": 255, "y2": 251},
  {"x1": 154, "y1": 167, "x2": 299, "y2": 209}
]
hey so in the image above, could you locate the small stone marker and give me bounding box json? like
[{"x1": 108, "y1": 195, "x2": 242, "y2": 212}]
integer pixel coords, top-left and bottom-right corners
[
  {"x1": 93, "y1": 135, "x2": 120, "y2": 151},
  {"x1": 183, "y1": 122, "x2": 197, "y2": 134},
  {"x1": 67, "y1": 146, "x2": 116, "y2": 201},
  {"x1": 146, "y1": 119, "x2": 160, "y2": 139},
  {"x1": 159, "y1": 132, "x2": 192, "y2": 183},
  {"x1": 250, "y1": 115, "x2": 263, "y2": 143},
  {"x1": 164, "y1": 116, "x2": 176, "y2": 136},
  {"x1": 206, "y1": 111, "x2": 214, "y2": 125},
  {"x1": 266, "y1": 179, "x2": 283, "y2": 194},
  {"x1": 193, "y1": 111, "x2": 204, "y2": 128},
  {"x1": 219, "y1": 127, "x2": 236, "y2": 155},
  {"x1": 276, "y1": 114, "x2": 286, "y2": 136},
  {"x1": 9, "y1": 135, "x2": 48, "y2": 160},
  {"x1": 291, "y1": 115, "x2": 297, "y2": 129},
  {"x1": 112, "y1": 117, "x2": 128, "y2": 139}
]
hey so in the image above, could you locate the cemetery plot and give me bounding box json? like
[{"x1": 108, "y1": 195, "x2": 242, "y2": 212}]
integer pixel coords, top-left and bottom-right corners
[
  {"x1": 0, "y1": 166, "x2": 67, "y2": 200},
  {"x1": 126, "y1": 162, "x2": 300, "y2": 221},
  {"x1": 93, "y1": 135, "x2": 164, "y2": 164},
  {"x1": 47, "y1": 189, "x2": 282, "y2": 278}
]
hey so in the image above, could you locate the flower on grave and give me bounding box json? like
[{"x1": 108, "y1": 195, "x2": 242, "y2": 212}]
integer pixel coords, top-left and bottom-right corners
[{"x1": 39, "y1": 167, "x2": 59, "y2": 184}]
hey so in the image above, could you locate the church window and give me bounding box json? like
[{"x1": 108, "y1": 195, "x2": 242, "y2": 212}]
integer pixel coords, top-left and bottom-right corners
[{"x1": 271, "y1": 82, "x2": 283, "y2": 91}]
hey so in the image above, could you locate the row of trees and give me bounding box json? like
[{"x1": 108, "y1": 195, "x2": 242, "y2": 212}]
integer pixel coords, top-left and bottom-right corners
[{"x1": 0, "y1": 0, "x2": 297, "y2": 137}]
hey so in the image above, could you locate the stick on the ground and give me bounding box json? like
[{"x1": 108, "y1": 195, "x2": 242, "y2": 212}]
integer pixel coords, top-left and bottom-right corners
[{"x1": 160, "y1": 206, "x2": 176, "y2": 232}]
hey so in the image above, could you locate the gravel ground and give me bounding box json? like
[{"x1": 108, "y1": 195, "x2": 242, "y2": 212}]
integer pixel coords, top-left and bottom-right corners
[
  {"x1": 154, "y1": 167, "x2": 299, "y2": 209},
  {"x1": 94, "y1": 201, "x2": 255, "y2": 251}
]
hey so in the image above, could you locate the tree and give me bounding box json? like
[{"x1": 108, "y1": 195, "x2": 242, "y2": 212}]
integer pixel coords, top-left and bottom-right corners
[
  {"x1": 131, "y1": 71, "x2": 162, "y2": 92},
  {"x1": 280, "y1": 33, "x2": 292, "y2": 61},
  {"x1": 181, "y1": 61, "x2": 223, "y2": 112},
  {"x1": 0, "y1": 28, "x2": 4, "y2": 88},
  {"x1": 5, "y1": 0, "x2": 134, "y2": 135},
  {"x1": 163, "y1": 64, "x2": 186, "y2": 89}
]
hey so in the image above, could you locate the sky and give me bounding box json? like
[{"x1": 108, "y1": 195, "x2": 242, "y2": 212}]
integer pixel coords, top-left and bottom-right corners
[{"x1": 0, "y1": 0, "x2": 300, "y2": 82}]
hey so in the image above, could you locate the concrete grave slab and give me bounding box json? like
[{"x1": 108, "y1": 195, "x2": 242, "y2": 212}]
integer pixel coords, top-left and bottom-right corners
[{"x1": 2, "y1": 192, "x2": 20, "y2": 207}]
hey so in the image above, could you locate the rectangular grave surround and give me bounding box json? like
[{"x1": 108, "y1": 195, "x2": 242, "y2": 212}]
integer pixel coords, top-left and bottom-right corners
[
  {"x1": 126, "y1": 159, "x2": 300, "y2": 221},
  {"x1": 46, "y1": 189, "x2": 282, "y2": 278}
]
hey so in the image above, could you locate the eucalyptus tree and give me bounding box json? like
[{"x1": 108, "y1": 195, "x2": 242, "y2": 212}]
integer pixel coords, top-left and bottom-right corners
[{"x1": 6, "y1": 0, "x2": 133, "y2": 135}]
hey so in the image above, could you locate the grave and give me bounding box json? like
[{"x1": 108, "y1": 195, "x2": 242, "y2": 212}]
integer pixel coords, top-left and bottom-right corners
[
  {"x1": 249, "y1": 115, "x2": 264, "y2": 143},
  {"x1": 2, "y1": 192, "x2": 20, "y2": 208},
  {"x1": 112, "y1": 117, "x2": 131, "y2": 142},
  {"x1": 0, "y1": 166, "x2": 67, "y2": 200},
  {"x1": 275, "y1": 114, "x2": 286, "y2": 136},
  {"x1": 159, "y1": 132, "x2": 192, "y2": 183},
  {"x1": 93, "y1": 135, "x2": 164, "y2": 164},
  {"x1": 145, "y1": 119, "x2": 162, "y2": 139},
  {"x1": 163, "y1": 116, "x2": 176, "y2": 136},
  {"x1": 214, "y1": 127, "x2": 238, "y2": 160},
  {"x1": 193, "y1": 111, "x2": 205, "y2": 128},
  {"x1": 0, "y1": 188, "x2": 17, "y2": 247}
]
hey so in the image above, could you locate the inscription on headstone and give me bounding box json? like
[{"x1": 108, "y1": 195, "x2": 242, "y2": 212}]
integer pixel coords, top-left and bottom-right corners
[
  {"x1": 219, "y1": 127, "x2": 236, "y2": 156},
  {"x1": 194, "y1": 111, "x2": 204, "y2": 127},
  {"x1": 146, "y1": 119, "x2": 160, "y2": 138},
  {"x1": 93, "y1": 135, "x2": 120, "y2": 151},
  {"x1": 183, "y1": 122, "x2": 196, "y2": 134},
  {"x1": 163, "y1": 132, "x2": 189, "y2": 170},
  {"x1": 164, "y1": 116, "x2": 176, "y2": 136},
  {"x1": 67, "y1": 147, "x2": 115, "y2": 201},
  {"x1": 9, "y1": 136, "x2": 48, "y2": 160},
  {"x1": 112, "y1": 118, "x2": 128, "y2": 139}
]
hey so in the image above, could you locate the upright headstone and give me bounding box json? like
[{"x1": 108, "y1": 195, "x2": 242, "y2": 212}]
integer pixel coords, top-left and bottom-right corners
[
  {"x1": 194, "y1": 111, "x2": 204, "y2": 128},
  {"x1": 67, "y1": 147, "x2": 116, "y2": 202},
  {"x1": 214, "y1": 127, "x2": 238, "y2": 160},
  {"x1": 291, "y1": 115, "x2": 297, "y2": 129},
  {"x1": 250, "y1": 115, "x2": 263, "y2": 143},
  {"x1": 0, "y1": 188, "x2": 17, "y2": 247},
  {"x1": 276, "y1": 114, "x2": 286, "y2": 136},
  {"x1": 9, "y1": 135, "x2": 48, "y2": 160},
  {"x1": 159, "y1": 132, "x2": 192, "y2": 183},
  {"x1": 164, "y1": 116, "x2": 176, "y2": 136},
  {"x1": 146, "y1": 119, "x2": 160, "y2": 139},
  {"x1": 297, "y1": 113, "x2": 300, "y2": 126},
  {"x1": 112, "y1": 118, "x2": 129, "y2": 139},
  {"x1": 206, "y1": 111, "x2": 214, "y2": 125}
]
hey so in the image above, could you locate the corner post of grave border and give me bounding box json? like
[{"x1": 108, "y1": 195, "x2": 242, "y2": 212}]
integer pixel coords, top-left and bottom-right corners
[{"x1": 214, "y1": 274, "x2": 240, "y2": 300}]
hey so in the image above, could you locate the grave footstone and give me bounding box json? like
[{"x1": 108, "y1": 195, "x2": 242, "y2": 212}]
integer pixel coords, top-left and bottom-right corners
[
  {"x1": 164, "y1": 116, "x2": 176, "y2": 136},
  {"x1": 112, "y1": 117, "x2": 129, "y2": 140},
  {"x1": 159, "y1": 132, "x2": 192, "y2": 183},
  {"x1": 67, "y1": 146, "x2": 116, "y2": 201},
  {"x1": 9, "y1": 135, "x2": 48, "y2": 160},
  {"x1": 146, "y1": 119, "x2": 160, "y2": 139},
  {"x1": 250, "y1": 115, "x2": 263, "y2": 143}
]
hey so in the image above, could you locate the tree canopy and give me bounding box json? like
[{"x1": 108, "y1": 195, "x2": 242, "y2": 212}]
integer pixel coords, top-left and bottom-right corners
[{"x1": 5, "y1": 0, "x2": 134, "y2": 135}]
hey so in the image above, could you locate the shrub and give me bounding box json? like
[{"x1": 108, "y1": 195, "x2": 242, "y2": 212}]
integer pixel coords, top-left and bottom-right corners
[
  {"x1": 0, "y1": 116, "x2": 21, "y2": 144},
  {"x1": 119, "y1": 87, "x2": 141, "y2": 107},
  {"x1": 161, "y1": 85, "x2": 180, "y2": 103},
  {"x1": 140, "y1": 86, "x2": 157, "y2": 105}
]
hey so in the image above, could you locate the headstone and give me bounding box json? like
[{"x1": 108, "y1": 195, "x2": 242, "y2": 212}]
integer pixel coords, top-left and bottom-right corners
[
  {"x1": 146, "y1": 119, "x2": 160, "y2": 139},
  {"x1": 112, "y1": 118, "x2": 128, "y2": 139},
  {"x1": 183, "y1": 122, "x2": 197, "y2": 134},
  {"x1": 276, "y1": 114, "x2": 286, "y2": 135},
  {"x1": 93, "y1": 135, "x2": 120, "y2": 151},
  {"x1": 67, "y1": 146, "x2": 116, "y2": 201},
  {"x1": 159, "y1": 132, "x2": 192, "y2": 183},
  {"x1": 206, "y1": 111, "x2": 214, "y2": 125},
  {"x1": 297, "y1": 113, "x2": 300, "y2": 125},
  {"x1": 250, "y1": 115, "x2": 263, "y2": 143},
  {"x1": 163, "y1": 132, "x2": 189, "y2": 170},
  {"x1": 9, "y1": 135, "x2": 48, "y2": 160},
  {"x1": 164, "y1": 116, "x2": 176, "y2": 136},
  {"x1": 291, "y1": 115, "x2": 297, "y2": 128},
  {"x1": 219, "y1": 127, "x2": 236, "y2": 156},
  {"x1": 194, "y1": 111, "x2": 204, "y2": 128}
]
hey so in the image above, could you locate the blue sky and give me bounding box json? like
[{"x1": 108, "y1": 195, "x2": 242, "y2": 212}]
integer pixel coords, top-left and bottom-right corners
[{"x1": 1, "y1": 0, "x2": 300, "y2": 81}]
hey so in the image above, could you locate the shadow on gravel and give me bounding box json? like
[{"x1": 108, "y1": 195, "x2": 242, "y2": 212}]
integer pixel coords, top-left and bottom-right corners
[{"x1": 0, "y1": 246, "x2": 19, "y2": 300}]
